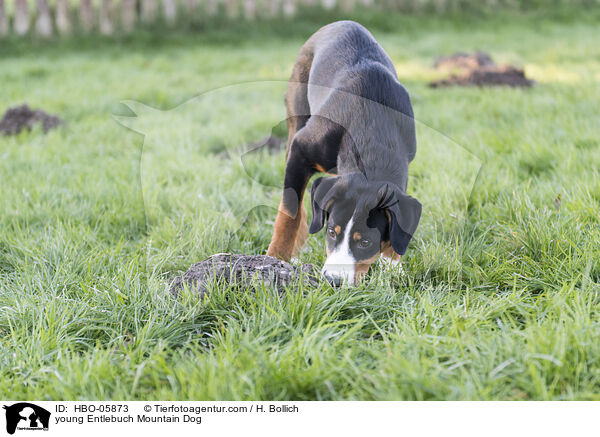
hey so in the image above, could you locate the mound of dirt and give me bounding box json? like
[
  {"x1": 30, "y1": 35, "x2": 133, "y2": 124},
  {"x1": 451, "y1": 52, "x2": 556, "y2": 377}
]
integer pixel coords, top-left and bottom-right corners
[
  {"x1": 170, "y1": 253, "x2": 320, "y2": 299},
  {"x1": 430, "y1": 52, "x2": 534, "y2": 88},
  {"x1": 0, "y1": 104, "x2": 64, "y2": 135},
  {"x1": 434, "y1": 51, "x2": 496, "y2": 70}
]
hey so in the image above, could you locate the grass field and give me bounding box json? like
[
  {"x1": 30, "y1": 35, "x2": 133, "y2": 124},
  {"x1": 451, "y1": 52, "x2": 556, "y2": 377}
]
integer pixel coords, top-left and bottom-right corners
[{"x1": 1, "y1": 11, "x2": 600, "y2": 400}]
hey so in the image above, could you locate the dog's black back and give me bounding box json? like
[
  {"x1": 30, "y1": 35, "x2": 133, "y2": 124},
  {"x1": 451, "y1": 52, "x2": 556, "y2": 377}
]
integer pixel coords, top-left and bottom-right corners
[
  {"x1": 309, "y1": 20, "x2": 414, "y2": 121},
  {"x1": 292, "y1": 21, "x2": 416, "y2": 191}
]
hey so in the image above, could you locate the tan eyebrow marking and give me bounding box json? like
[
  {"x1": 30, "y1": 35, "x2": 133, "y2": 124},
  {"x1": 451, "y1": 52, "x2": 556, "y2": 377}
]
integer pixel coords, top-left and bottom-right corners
[
  {"x1": 334, "y1": 225, "x2": 341, "y2": 235},
  {"x1": 353, "y1": 232, "x2": 362, "y2": 241}
]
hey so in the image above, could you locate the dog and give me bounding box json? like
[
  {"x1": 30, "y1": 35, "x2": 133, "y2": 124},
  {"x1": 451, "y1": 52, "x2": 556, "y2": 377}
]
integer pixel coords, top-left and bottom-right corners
[{"x1": 266, "y1": 21, "x2": 422, "y2": 286}]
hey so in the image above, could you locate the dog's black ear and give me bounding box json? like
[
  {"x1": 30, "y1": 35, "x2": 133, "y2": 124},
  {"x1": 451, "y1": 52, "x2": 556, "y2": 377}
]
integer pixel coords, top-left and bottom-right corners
[
  {"x1": 377, "y1": 184, "x2": 422, "y2": 255},
  {"x1": 309, "y1": 176, "x2": 338, "y2": 234}
]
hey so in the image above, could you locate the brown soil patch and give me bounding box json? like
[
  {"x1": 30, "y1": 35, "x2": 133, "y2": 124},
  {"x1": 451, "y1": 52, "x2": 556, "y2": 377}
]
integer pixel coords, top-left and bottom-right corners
[
  {"x1": 0, "y1": 104, "x2": 64, "y2": 135},
  {"x1": 170, "y1": 253, "x2": 320, "y2": 298},
  {"x1": 430, "y1": 52, "x2": 534, "y2": 88}
]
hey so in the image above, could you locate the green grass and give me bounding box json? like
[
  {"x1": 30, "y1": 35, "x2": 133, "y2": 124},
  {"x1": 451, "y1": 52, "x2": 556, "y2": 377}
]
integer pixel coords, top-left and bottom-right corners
[{"x1": 1, "y1": 12, "x2": 600, "y2": 400}]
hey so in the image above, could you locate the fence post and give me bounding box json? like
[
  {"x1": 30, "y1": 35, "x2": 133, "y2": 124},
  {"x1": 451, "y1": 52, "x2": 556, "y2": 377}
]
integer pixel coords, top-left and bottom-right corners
[
  {"x1": 141, "y1": 0, "x2": 158, "y2": 22},
  {"x1": 14, "y1": 0, "x2": 30, "y2": 35},
  {"x1": 55, "y1": 0, "x2": 72, "y2": 34},
  {"x1": 162, "y1": 0, "x2": 177, "y2": 23},
  {"x1": 340, "y1": 0, "x2": 355, "y2": 11},
  {"x1": 99, "y1": 0, "x2": 113, "y2": 34},
  {"x1": 79, "y1": 0, "x2": 95, "y2": 32},
  {"x1": 121, "y1": 0, "x2": 136, "y2": 31},
  {"x1": 183, "y1": 0, "x2": 198, "y2": 13},
  {"x1": 35, "y1": 0, "x2": 53, "y2": 36},
  {"x1": 204, "y1": 0, "x2": 218, "y2": 16},
  {"x1": 225, "y1": 0, "x2": 239, "y2": 18},
  {"x1": 0, "y1": 0, "x2": 7, "y2": 36},
  {"x1": 243, "y1": 0, "x2": 257, "y2": 19},
  {"x1": 282, "y1": 0, "x2": 295, "y2": 16},
  {"x1": 265, "y1": 0, "x2": 280, "y2": 17}
]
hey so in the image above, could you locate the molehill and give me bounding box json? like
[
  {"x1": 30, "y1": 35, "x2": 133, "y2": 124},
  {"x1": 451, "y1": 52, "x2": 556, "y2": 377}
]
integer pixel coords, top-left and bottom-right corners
[
  {"x1": 429, "y1": 52, "x2": 534, "y2": 88},
  {"x1": 170, "y1": 253, "x2": 321, "y2": 298},
  {"x1": 0, "y1": 104, "x2": 64, "y2": 135}
]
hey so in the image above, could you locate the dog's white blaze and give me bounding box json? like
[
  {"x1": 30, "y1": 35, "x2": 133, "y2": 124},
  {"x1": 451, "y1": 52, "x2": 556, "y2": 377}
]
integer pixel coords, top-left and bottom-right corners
[{"x1": 322, "y1": 217, "x2": 356, "y2": 285}]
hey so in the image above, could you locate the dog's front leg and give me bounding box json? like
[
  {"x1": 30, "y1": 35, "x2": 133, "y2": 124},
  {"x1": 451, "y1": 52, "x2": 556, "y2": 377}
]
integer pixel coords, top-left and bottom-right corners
[
  {"x1": 378, "y1": 244, "x2": 404, "y2": 276},
  {"x1": 380, "y1": 244, "x2": 402, "y2": 264},
  {"x1": 267, "y1": 150, "x2": 312, "y2": 261}
]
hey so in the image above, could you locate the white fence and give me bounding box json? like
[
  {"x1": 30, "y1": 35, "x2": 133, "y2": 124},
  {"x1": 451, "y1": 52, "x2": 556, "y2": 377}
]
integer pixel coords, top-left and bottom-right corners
[{"x1": 0, "y1": 0, "x2": 377, "y2": 37}]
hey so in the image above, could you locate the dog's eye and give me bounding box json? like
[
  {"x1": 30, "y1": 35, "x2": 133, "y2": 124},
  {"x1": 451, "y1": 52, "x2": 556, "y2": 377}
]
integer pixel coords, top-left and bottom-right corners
[
  {"x1": 358, "y1": 239, "x2": 371, "y2": 249},
  {"x1": 327, "y1": 227, "x2": 337, "y2": 239}
]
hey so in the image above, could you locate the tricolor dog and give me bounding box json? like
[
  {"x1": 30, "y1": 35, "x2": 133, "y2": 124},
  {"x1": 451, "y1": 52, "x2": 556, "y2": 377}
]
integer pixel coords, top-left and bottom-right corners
[{"x1": 267, "y1": 20, "x2": 422, "y2": 285}]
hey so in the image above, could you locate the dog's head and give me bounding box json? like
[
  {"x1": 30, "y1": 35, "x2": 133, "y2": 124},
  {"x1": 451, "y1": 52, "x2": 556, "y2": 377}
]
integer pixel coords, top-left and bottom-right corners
[{"x1": 308, "y1": 173, "x2": 421, "y2": 286}]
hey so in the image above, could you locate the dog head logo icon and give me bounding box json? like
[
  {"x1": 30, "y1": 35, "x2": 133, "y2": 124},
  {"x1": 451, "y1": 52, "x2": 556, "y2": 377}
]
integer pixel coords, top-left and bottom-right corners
[{"x1": 3, "y1": 403, "x2": 50, "y2": 435}]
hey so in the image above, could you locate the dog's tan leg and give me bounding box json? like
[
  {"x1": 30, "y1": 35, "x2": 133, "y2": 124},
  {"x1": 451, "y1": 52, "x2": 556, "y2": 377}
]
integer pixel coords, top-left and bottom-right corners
[
  {"x1": 292, "y1": 202, "x2": 308, "y2": 256},
  {"x1": 381, "y1": 244, "x2": 402, "y2": 263},
  {"x1": 267, "y1": 199, "x2": 302, "y2": 261},
  {"x1": 267, "y1": 155, "x2": 311, "y2": 262},
  {"x1": 379, "y1": 243, "x2": 404, "y2": 276}
]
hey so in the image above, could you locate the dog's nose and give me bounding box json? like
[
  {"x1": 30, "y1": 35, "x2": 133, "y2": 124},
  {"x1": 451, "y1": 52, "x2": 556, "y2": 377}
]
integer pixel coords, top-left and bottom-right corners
[{"x1": 324, "y1": 273, "x2": 343, "y2": 287}]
